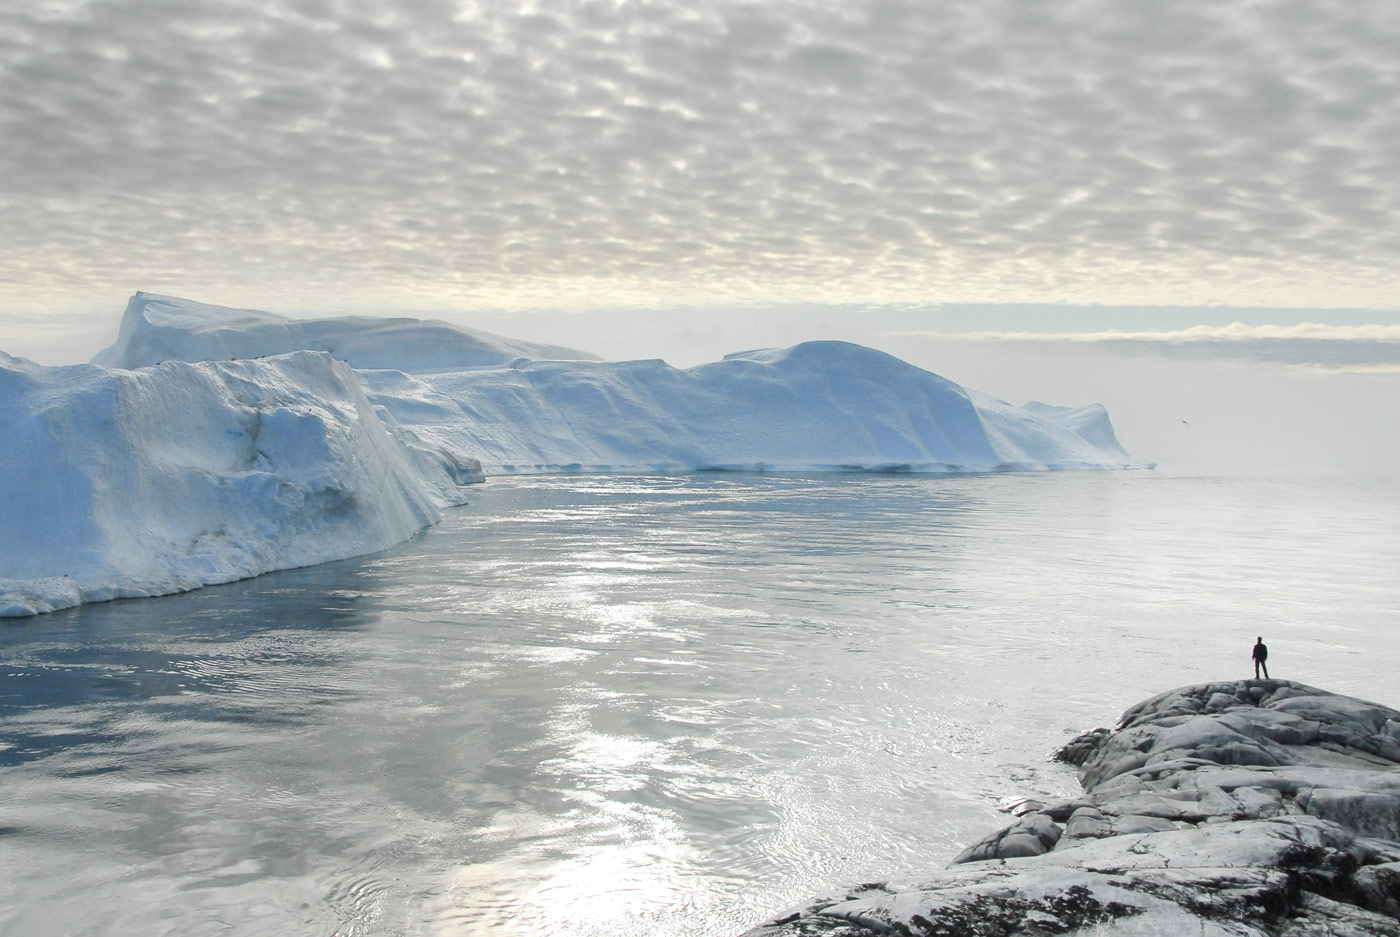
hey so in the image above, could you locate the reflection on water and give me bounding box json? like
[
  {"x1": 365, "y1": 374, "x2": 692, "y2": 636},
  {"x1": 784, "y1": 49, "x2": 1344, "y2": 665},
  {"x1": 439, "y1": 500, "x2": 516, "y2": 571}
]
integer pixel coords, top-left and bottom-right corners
[
  {"x1": 0, "y1": 562, "x2": 382, "y2": 767},
  {"x1": 2, "y1": 471, "x2": 1398, "y2": 936}
]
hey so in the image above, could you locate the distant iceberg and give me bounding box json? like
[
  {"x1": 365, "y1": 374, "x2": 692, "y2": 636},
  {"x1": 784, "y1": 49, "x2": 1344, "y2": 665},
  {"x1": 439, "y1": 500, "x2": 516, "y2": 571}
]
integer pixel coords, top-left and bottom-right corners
[
  {"x1": 0, "y1": 293, "x2": 1139, "y2": 616},
  {"x1": 363, "y1": 341, "x2": 1133, "y2": 475}
]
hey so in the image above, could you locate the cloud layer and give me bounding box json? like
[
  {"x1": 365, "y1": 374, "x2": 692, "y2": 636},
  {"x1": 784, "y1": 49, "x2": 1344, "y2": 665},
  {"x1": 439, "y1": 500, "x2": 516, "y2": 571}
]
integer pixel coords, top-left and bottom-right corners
[
  {"x1": 3, "y1": 0, "x2": 1400, "y2": 311},
  {"x1": 900, "y1": 322, "x2": 1400, "y2": 371}
]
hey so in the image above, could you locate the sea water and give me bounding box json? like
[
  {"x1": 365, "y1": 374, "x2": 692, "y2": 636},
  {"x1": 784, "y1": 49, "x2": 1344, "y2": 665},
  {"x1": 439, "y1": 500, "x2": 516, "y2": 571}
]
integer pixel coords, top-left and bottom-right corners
[{"x1": 2, "y1": 471, "x2": 1397, "y2": 936}]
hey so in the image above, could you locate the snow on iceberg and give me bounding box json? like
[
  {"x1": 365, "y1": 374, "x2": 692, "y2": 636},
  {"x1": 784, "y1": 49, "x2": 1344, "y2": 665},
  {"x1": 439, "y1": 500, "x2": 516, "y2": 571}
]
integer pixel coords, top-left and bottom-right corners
[
  {"x1": 363, "y1": 341, "x2": 1135, "y2": 475},
  {"x1": 93, "y1": 291, "x2": 598, "y2": 372},
  {"x1": 0, "y1": 350, "x2": 479, "y2": 617}
]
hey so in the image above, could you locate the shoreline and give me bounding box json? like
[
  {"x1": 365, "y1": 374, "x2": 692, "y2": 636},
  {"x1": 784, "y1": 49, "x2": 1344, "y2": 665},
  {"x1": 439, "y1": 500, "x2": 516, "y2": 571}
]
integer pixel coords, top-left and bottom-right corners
[{"x1": 743, "y1": 679, "x2": 1400, "y2": 936}]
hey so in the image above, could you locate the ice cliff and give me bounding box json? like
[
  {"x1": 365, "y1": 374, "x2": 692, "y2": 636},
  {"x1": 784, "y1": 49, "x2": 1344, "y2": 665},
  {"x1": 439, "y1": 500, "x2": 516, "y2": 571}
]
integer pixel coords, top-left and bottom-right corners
[
  {"x1": 744, "y1": 680, "x2": 1400, "y2": 936},
  {"x1": 2, "y1": 293, "x2": 1136, "y2": 616},
  {"x1": 362, "y1": 343, "x2": 1130, "y2": 475},
  {"x1": 0, "y1": 350, "x2": 479, "y2": 616}
]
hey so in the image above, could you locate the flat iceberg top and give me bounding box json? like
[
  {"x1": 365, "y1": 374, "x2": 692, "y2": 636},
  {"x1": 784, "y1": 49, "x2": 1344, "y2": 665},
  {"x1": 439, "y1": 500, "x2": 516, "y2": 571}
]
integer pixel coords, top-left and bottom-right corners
[
  {"x1": 124, "y1": 292, "x2": 287, "y2": 330},
  {"x1": 93, "y1": 292, "x2": 600, "y2": 372}
]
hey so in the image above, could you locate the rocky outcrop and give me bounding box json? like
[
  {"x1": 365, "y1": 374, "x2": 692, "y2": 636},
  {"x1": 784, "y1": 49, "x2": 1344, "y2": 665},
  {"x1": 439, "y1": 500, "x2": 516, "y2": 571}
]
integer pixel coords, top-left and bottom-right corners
[{"x1": 741, "y1": 680, "x2": 1400, "y2": 936}]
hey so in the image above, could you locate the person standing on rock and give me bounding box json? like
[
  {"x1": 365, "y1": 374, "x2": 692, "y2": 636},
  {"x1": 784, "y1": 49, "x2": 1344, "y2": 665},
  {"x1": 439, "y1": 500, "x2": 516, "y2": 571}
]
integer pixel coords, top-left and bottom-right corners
[{"x1": 1252, "y1": 636, "x2": 1269, "y2": 679}]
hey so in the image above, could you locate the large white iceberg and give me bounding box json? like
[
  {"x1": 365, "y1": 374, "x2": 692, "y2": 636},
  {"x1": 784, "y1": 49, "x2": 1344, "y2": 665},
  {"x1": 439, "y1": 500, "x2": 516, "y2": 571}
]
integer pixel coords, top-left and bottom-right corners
[
  {"x1": 363, "y1": 343, "x2": 1130, "y2": 475},
  {"x1": 0, "y1": 349, "x2": 477, "y2": 617},
  {"x1": 0, "y1": 293, "x2": 1137, "y2": 616}
]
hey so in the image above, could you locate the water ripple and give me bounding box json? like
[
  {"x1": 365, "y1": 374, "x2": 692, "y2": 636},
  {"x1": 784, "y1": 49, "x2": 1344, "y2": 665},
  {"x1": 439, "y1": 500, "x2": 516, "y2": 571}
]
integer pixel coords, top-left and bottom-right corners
[{"x1": 3, "y1": 472, "x2": 1398, "y2": 936}]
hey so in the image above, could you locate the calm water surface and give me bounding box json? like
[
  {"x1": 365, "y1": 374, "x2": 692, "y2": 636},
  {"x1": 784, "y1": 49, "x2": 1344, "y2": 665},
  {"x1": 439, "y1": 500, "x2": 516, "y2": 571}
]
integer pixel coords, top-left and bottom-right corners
[{"x1": 2, "y1": 471, "x2": 1398, "y2": 936}]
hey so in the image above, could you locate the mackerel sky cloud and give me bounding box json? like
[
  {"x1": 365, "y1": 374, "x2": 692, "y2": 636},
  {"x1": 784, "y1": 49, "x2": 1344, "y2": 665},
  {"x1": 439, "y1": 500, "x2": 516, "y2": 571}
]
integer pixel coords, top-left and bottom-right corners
[{"x1": 3, "y1": 0, "x2": 1400, "y2": 322}]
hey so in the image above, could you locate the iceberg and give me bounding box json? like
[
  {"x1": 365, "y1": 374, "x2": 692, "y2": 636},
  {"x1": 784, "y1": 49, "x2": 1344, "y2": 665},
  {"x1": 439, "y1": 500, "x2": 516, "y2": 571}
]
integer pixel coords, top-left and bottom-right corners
[
  {"x1": 363, "y1": 342, "x2": 1133, "y2": 475},
  {"x1": 1, "y1": 293, "x2": 1138, "y2": 616},
  {"x1": 0, "y1": 350, "x2": 478, "y2": 617}
]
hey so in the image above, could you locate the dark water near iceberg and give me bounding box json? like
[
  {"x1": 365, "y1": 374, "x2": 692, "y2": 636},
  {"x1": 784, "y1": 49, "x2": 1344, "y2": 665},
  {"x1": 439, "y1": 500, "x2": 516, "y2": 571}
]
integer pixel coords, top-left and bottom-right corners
[{"x1": 2, "y1": 471, "x2": 1398, "y2": 936}]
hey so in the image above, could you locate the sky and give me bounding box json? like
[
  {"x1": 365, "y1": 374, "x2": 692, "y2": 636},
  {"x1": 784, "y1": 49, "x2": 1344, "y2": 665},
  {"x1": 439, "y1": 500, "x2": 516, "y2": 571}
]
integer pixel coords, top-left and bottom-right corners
[{"x1": 2, "y1": 0, "x2": 1399, "y2": 471}]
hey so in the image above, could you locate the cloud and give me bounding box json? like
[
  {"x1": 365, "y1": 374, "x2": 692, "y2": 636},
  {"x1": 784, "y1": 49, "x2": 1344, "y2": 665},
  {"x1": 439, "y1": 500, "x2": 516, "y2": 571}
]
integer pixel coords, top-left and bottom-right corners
[
  {"x1": 894, "y1": 322, "x2": 1400, "y2": 371},
  {"x1": 2, "y1": 0, "x2": 1400, "y2": 312},
  {"x1": 909, "y1": 323, "x2": 1400, "y2": 342}
]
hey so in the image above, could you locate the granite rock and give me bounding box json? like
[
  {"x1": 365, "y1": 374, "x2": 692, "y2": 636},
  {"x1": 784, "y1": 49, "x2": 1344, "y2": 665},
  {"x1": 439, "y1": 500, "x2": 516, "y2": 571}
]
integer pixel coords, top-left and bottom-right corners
[{"x1": 740, "y1": 680, "x2": 1400, "y2": 936}]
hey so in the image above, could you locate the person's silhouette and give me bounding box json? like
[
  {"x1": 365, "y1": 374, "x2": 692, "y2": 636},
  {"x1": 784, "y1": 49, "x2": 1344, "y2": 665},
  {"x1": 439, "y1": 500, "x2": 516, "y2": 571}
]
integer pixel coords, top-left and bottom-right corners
[{"x1": 1252, "y1": 636, "x2": 1269, "y2": 679}]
